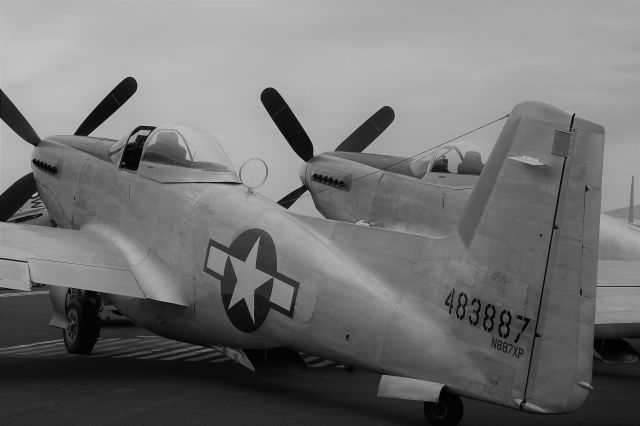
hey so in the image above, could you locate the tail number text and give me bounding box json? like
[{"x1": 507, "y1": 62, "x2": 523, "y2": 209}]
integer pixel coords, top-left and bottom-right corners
[
  {"x1": 445, "y1": 288, "x2": 531, "y2": 344},
  {"x1": 491, "y1": 337, "x2": 525, "y2": 359}
]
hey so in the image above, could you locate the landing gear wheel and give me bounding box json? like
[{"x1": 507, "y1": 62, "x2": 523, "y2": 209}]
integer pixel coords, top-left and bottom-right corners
[
  {"x1": 424, "y1": 391, "x2": 463, "y2": 426},
  {"x1": 63, "y1": 298, "x2": 100, "y2": 354}
]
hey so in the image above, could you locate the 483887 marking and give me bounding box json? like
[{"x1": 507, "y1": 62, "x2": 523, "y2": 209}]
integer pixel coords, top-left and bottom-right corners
[{"x1": 444, "y1": 288, "x2": 532, "y2": 344}]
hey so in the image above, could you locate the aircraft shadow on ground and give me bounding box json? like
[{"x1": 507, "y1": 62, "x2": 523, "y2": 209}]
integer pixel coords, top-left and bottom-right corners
[
  {"x1": 593, "y1": 365, "x2": 640, "y2": 384},
  {"x1": 0, "y1": 356, "x2": 424, "y2": 425}
]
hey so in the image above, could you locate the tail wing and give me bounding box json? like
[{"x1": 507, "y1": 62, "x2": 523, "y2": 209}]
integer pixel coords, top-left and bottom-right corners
[{"x1": 457, "y1": 101, "x2": 604, "y2": 412}]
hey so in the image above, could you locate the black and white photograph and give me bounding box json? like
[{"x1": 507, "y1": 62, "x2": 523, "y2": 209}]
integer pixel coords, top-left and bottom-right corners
[{"x1": 1, "y1": 1, "x2": 639, "y2": 425}]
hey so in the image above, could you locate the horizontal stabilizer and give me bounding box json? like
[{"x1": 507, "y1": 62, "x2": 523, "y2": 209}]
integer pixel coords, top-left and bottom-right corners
[
  {"x1": 377, "y1": 375, "x2": 443, "y2": 403},
  {"x1": 598, "y1": 260, "x2": 640, "y2": 286},
  {"x1": 595, "y1": 280, "x2": 640, "y2": 339}
]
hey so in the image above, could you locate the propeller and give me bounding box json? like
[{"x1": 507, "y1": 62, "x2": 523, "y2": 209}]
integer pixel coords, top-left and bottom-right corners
[
  {"x1": 0, "y1": 77, "x2": 137, "y2": 221},
  {"x1": 75, "y1": 76, "x2": 137, "y2": 136},
  {"x1": 260, "y1": 88, "x2": 314, "y2": 162},
  {"x1": 260, "y1": 88, "x2": 394, "y2": 208},
  {"x1": 335, "y1": 106, "x2": 395, "y2": 153},
  {"x1": 0, "y1": 89, "x2": 41, "y2": 146},
  {"x1": 0, "y1": 90, "x2": 41, "y2": 220},
  {"x1": 0, "y1": 172, "x2": 36, "y2": 222},
  {"x1": 277, "y1": 185, "x2": 308, "y2": 210}
]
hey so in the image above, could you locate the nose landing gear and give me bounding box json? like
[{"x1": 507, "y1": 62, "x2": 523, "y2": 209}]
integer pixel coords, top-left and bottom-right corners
[
  {"x1": 63, "y1": 290, "x2": 101, "y2": 354},
  {"x1": 424, "y1": 391, "x2": 463, "y2": 426}
]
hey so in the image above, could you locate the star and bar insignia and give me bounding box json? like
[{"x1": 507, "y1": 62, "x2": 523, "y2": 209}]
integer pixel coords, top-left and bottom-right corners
[{"x1": 204, "y1": 228, "x2": 299, "y2": 333}]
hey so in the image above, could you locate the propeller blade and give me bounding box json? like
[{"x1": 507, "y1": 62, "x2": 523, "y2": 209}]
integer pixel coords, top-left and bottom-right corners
[
  {"x1": 0, "y1": 90, "x2": 41, "y2": 146},
  {"x1": 277, "y1": 184, "x2": 308, "y2": 209},
  {"x1": 261, "y1": 88, "x2": 314, "y2": 162},
  {"x1": 335, "y1": 106, "x2": 395, "y2": 153},
  {"x1": 0, "y1": 172, "x2": 37, "y2": 222},
  {"x1": 74, "y1": 77, "x2": 137, "y2": 136}
]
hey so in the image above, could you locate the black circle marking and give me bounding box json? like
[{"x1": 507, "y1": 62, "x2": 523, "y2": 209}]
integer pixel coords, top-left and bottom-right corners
[{"x1": 220, "y1": 229, "x2": 277, "y2": 333}]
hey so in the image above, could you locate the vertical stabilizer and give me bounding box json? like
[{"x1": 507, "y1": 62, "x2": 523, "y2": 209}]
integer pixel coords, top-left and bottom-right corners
[{"x1": 454, "y1": 101, "x2": 604, "y2": 413}]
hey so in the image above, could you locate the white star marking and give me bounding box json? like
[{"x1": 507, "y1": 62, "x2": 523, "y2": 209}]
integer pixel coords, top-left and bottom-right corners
[{"x1": 227, "y1": 237, "x2": 272, "y2": 323}]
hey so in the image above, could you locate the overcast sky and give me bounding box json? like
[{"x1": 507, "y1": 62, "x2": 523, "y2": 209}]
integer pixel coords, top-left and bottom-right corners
[{"x1": 1, "y1": 0, "x2": 638, "y2": 215}]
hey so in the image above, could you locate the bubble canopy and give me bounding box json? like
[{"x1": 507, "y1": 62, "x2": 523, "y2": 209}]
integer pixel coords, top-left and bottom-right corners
[
  {"x1": 409, "y1": 140, "x2": 492, "y2": 180},
  {"x1": 137, "y1": 124, "x2": 239, "y2": 184}
]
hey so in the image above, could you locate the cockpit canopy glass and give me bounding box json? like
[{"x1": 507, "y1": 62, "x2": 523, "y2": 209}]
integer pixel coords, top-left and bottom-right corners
[
  {"x1": 432, "y1": 144, "x2": 484, "y2": 175},
  {"x1": 409, "y1": 152, "x2": 434, "y2": 178},
  {"x1": 141, "y1": 124, "x2": 236, "y2": 174},
  {"x1": 409, "y1": 140, "x2": 491, "y2": 180}
]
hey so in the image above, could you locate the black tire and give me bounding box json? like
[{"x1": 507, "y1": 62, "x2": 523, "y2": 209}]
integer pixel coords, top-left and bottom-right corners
[
  {"x1": 63, "y1": 298, "x2": 100, "y2": 354},
  {"x1": 424, "y1": 391, "x2": 464, "y2": 426}
]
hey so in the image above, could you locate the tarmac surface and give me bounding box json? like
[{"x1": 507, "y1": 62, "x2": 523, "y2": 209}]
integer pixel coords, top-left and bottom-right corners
[{"x1": 1, "y1": 290, "x2": 639, "y2": 426}]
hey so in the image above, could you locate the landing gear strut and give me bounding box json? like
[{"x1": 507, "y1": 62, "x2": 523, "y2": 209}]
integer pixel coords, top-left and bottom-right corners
[
  {"x1": 63, "y1": 290, "x2": 101, "y2": 354},
  {"x1": 424, "y1": 391, "x2": 463, "y2": 426}
]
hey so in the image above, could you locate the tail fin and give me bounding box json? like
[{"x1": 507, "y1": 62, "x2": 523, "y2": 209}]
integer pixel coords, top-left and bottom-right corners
[{"x1": 457, "y1": 101, "x2": 604, "y2": 413}]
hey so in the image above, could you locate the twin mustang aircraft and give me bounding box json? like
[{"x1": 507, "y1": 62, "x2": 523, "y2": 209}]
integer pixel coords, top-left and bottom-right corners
[{"x1": 0, "y1": 76, "x2": 615, "y2": 425}]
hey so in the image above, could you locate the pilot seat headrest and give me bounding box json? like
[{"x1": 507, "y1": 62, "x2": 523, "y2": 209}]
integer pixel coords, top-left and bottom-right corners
[{"x1": 157, "y1": 132, "x2": 179, "y2": 145}]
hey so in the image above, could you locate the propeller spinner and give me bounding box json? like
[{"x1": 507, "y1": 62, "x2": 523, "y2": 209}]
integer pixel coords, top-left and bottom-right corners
[{"x1": 260, "y1": 88, "x2": 394, "y2": 208}]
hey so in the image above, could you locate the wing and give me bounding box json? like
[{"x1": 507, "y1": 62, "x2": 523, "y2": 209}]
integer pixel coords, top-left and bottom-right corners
[
  {"x1": 0, "y1": 222, "x2": 185, "y2": 305},
  {"x1": 598, "y1": 260, "x2": 640, "y2": 287},
  {"x1": 596, "y1": 260, "x2": 640, "y2": 338}
]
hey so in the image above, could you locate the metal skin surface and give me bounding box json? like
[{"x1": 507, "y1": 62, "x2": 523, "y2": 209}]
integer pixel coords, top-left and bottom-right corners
[
  {"x1": 303, "y1": 112, "x2": 639, "y2": 342},
  {"x1": 1, "y1": 101, "x2": 604, "y2": 418}
]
